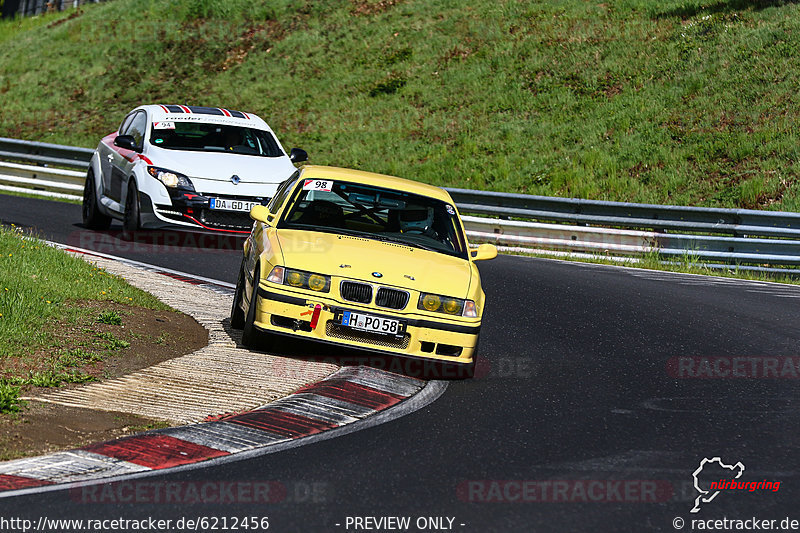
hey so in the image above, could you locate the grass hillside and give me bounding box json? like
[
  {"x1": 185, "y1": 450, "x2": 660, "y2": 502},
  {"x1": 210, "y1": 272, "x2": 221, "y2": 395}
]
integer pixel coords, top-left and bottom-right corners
[{"x1": 1, "y1": 0, "x2": 799, "y2": 211}]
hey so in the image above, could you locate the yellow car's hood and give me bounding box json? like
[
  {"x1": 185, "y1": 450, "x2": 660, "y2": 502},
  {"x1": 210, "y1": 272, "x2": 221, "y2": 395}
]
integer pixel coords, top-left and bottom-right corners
[{"x1": 276, "y1": 230, "x2": 472, "y2": 298}]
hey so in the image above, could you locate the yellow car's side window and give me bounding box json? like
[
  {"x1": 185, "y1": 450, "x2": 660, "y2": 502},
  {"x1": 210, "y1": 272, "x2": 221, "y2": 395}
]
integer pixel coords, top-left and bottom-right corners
[{"x1": 268, "y1": 174, "x2": 300, "y2": 214}]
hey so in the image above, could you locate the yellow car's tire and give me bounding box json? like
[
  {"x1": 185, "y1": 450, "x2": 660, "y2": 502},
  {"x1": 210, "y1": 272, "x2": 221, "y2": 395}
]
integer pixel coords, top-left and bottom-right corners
[
  {"x1": 230, "y1": 262, "x2": 246, "y2": 330},
  {"x1": 241, "y1": 267, "x2": 276, "y2": 351},
  {"x1": 241, "y1": 271, "x2": 261, "y2": 348}
]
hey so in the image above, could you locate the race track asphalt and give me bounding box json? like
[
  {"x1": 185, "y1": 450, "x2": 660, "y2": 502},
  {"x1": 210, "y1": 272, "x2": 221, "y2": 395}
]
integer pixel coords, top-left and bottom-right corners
[{"x1": 2, "y1": 194, "x2": 799, "y2": 532}]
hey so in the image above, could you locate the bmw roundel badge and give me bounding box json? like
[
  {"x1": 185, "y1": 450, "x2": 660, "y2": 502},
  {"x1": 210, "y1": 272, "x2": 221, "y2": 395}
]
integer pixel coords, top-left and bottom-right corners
[{"x1": 372, "y1": 272, "x2": 383, "y2": 278}]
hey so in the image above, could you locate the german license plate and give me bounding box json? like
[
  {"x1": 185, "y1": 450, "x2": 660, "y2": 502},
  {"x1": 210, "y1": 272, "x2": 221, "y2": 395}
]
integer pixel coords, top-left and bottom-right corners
[
  {"x1": 339, "y1": 310, "x2": 406, "y2": 336},
  {"x1": 209, "y1": 198, "x2": 257, "y2": 212}
]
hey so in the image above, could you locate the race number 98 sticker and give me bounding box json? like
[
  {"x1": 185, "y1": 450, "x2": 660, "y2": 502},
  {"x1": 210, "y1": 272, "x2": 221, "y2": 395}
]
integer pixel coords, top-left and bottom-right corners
[{"x1": 303, "y1": 179, "x2": 333, "y2": 192}]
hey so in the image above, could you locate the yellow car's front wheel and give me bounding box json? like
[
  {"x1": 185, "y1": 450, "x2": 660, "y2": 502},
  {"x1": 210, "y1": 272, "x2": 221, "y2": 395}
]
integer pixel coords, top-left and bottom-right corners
[
  {"x1": 241, "y1": 265, "x2": 276, "y2": 352},
  {"x1": 230, "y1": 261, "x2": 246, "y2": 330}
]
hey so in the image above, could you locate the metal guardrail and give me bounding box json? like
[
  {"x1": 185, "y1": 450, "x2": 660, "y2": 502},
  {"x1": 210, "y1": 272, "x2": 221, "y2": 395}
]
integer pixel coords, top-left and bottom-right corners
[
  {"x1": 0, "y1": 137, "x2": 92, "y2": 169},
  {"x1": 0, "y1": 137, "x2": 798, "y2": 271},
  {"x1": 0, "y1": 161, "x2": 84, "y2": 200},
  {"x1": 446, "y1": 189, "x2": 800, "y2": 267},
  {"x1": 445, "y1": 188, "x2": 800, "y2": 239},
  {"x1": 7, "y1": 0, "x2": 103, "y2": 18}
]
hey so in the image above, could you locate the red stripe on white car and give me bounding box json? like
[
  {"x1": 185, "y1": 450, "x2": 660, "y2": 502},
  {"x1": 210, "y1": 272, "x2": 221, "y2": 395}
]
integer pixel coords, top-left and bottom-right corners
[
  {"x1": 179, "y1": 105, "x2": 191, "y2": 113},
  {"x1": 220, "y1": 108, "x2": 232, "y2": 117},
  {"x1": 182, "y1": 215, "x2": 251, "y2": 235},
  {"x1": 101, "y1": 133, "x2": 137, "y2": 163},
  {"x1": 159, "y1": 105, "x2": 170, "y2": 113}
]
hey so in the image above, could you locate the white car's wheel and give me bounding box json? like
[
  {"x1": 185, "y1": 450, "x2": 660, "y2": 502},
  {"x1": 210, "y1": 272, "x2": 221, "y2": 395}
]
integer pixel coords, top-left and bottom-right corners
[
  {"x1": 82, "y1": 169, "x2": 111, "y2": 230},
  {"x1": 123, "y1": 180, "x2": 141, "y2": 232}
]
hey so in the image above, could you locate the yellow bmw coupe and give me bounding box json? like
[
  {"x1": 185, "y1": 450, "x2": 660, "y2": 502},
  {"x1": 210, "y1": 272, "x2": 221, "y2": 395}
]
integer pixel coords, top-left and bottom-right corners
[{"x1": 230, "y1": 166, "x2": 497, "y2": 377}]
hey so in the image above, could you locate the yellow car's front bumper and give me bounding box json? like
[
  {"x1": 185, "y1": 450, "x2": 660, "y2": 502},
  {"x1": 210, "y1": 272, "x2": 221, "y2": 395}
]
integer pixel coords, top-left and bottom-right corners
[{"x1": 251, "y1": 283, "x2": 480, "y2": 365}]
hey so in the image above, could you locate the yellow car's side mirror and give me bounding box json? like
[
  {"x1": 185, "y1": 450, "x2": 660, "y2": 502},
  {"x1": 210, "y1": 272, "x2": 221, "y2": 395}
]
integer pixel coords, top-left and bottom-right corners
[
  {"x1": 250, "y1": 205, "x2": 271, "y2": 224},
  {"x1": 471, "y1": 243, "x2": 498, "y2": 261}
]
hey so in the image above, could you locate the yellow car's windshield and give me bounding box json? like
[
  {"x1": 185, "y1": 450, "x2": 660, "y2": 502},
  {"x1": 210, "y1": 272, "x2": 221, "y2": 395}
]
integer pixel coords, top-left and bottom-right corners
[{"x1": 278, "y1": 180, "x2": 468, "y2": 259}]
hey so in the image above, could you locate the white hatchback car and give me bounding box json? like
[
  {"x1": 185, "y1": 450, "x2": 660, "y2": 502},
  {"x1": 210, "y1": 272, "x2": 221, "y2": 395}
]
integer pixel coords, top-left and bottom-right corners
[{"x1": 82, "y1": 104, "x2": 307, "y2": 233}]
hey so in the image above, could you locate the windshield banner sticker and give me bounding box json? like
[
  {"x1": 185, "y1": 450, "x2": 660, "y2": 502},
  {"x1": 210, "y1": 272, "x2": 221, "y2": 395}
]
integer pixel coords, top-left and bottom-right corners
[{"x1": 303, "y1": 179, "x2": 333, "y2": 192}]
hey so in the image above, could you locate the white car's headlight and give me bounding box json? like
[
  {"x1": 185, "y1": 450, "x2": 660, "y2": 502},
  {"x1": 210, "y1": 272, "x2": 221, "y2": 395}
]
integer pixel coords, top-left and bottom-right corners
[{"x1": 147, "y1": 166, "x2": 194, "y2": 189}]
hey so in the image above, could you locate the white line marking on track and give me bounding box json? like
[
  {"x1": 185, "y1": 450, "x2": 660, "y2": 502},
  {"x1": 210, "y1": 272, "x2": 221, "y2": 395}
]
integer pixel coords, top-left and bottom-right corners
[{"x1": 46, "y1": 240, "x2": 235, "y2": 289}]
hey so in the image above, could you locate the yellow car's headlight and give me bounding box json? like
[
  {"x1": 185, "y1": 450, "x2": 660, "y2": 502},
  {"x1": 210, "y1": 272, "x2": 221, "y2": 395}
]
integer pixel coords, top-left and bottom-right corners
[
  {"x1": 417, "y1": 293, "x2": 477, "y2": 317},
  {"x1": 421, "y1": 294, "x2": 441, "y2": 312},
  {"x1": 287, "y1": 271, "x2": 304, "y2": 287},
  {"x1": 308, "y1": 274, "x2": 328, "y2": 291},
  {"x1": 266, "y1": 266, "x2": 330, "y2": 293},
  {"x1": 442, "y1": 298, "x2": 461, "y2": 315}
]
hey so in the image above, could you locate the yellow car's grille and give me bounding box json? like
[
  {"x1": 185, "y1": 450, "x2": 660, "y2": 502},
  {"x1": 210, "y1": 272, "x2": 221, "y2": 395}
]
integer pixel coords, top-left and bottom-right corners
[
  {"x1": 340, "y1": 281, "x2": 372, "y2": 304},
  {"x1": 375, "y1": 287, "x2": 409, "y2": 310},
  {"x1": 325, "y1": 321, "x2": 410, "y2": 349}
]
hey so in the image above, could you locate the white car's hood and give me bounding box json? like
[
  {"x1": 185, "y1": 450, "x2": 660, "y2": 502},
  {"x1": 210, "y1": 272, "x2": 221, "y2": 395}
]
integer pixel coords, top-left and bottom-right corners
[{"x1": 145, "y1": 147, "x2": 297, "y2": 185}]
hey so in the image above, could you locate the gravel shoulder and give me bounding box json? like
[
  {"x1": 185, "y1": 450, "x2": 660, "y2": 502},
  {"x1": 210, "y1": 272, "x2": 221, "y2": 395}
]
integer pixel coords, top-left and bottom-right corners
[{"x1": 1, "y1": 252, "x2": 339, "y2": 460}]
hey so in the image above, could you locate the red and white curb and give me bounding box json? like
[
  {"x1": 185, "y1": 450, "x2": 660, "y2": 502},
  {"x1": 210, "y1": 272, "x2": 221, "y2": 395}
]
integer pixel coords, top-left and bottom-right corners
[
  {"x1": 0, "y1": 243, "x2": 446, "y2": 497},
  {"x1": 0, "y1": 366, "x2": 443, "y2": 497}
]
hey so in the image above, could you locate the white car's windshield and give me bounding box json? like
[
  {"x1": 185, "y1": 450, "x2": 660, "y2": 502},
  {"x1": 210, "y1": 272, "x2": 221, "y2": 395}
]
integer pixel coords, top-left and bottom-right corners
[
  {"x1": 278, "y1": 180, "x2": 468, "y2": 259},
  {"x1": 150, "y1": 122, "x2": 284, "y2": 157}
]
